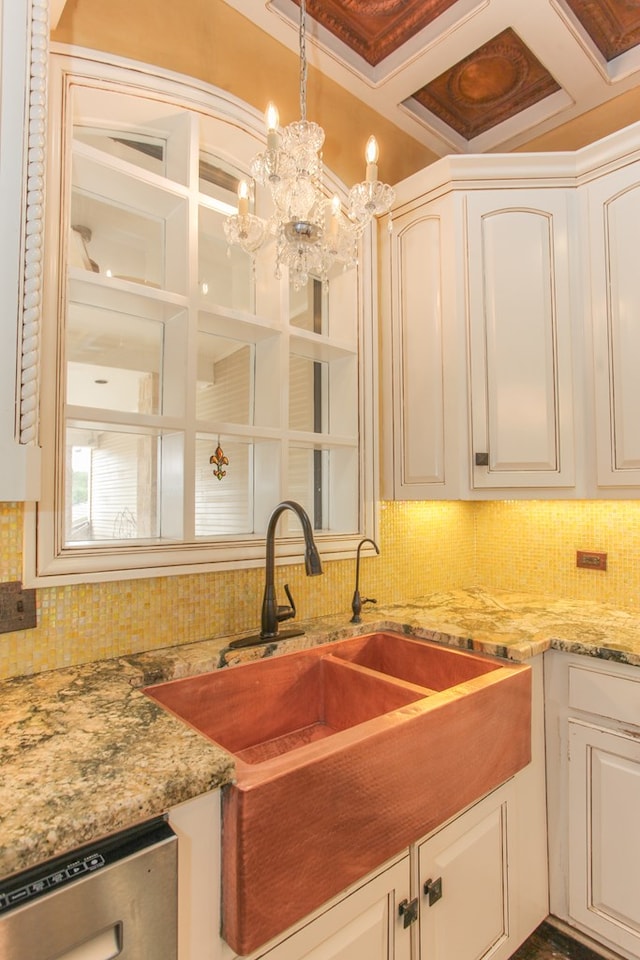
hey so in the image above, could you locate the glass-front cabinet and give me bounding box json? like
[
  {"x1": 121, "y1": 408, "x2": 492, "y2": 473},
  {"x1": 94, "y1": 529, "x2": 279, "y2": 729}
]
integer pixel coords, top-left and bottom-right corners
[{"x1": 34, "y1": 51, "x2": 373, "y2": 582}]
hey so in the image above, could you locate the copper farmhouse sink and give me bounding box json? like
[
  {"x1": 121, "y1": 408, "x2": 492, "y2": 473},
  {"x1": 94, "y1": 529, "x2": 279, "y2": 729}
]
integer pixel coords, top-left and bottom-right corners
[
  {"x1": 145, "y1": 648, "x2": 426, "y2": 764},
  {"x1": 145, "y1": 632, "x2": 531, "y2": 956}
]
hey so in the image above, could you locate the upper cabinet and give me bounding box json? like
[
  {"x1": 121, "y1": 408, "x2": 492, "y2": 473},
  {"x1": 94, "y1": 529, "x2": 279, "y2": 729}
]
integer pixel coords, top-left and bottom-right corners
[
  {"x1": 381, "y1": 167, "x2": 578, "y2": 500},
  {"x1": 382, "y1": 127, "x2": 640, "y2": 501},
  {"x1": 380, "y1": 193, "x2": 467, "y2": 500},
  {"x1": 467, "y1": 189, "x2": 575, "y2": 491},
  {"x1": 586, "y1": 160, "x2": 640, "y2": 488}
]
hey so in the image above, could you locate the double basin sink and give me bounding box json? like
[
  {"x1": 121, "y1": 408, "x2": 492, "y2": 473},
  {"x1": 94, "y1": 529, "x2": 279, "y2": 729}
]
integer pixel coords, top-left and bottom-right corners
[{"x1": 145, "y1": 632, "x2": 531, "y2": 955}]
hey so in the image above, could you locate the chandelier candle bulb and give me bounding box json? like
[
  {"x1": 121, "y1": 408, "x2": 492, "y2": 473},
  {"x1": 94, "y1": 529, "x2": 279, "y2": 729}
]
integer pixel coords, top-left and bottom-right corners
[
  {"x1": 266, "y1": 103, "x2": 280, "y2": 150},
  {"x1": 237, "y1": 180, "x2": 249, "y2": 216},
  {"x1": 365, "y1": 136, "x2": 379, "y2": 182}
]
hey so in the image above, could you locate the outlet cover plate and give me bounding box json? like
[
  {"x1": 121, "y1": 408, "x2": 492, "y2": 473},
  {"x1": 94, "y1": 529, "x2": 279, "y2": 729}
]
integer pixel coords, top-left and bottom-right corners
[
  {"x1": 576, "y1": 550, "x2": 607, "y2": 572},
  {"x1": 0, "y1": 581, "x2": 37, "y2": 633}
]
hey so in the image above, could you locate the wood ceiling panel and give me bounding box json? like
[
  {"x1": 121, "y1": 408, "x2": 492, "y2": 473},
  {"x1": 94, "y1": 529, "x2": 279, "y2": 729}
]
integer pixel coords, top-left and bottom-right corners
[
  {"x1": 411, "y1": 28, "x2": 561, "y2": 140},
  {"x1": 295, "y1": 0, "x2": 460, "y2": 66},
  {"x1": 564, "y1": 0, "x2": 640, "y2": 61},
  {"x1": 242, "y1": 0, "x2": 640, "y2": 155}
]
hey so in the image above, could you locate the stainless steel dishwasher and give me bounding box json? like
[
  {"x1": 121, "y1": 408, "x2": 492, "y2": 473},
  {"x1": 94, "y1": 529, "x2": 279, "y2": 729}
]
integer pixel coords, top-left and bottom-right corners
[{"x1": 0, "y1": 816, "x2": 177, "y2": 960}]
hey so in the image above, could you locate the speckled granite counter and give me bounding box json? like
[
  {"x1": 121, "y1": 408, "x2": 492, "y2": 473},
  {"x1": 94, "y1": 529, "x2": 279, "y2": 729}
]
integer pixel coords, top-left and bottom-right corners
[{"x1": 2, "y1": 586, "x2": 640, "y2": 882}]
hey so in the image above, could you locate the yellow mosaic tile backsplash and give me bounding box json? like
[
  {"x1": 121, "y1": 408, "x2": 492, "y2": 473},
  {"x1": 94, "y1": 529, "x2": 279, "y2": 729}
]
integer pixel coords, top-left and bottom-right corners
[
  {"x1": 2, "y1": 498, "x2": 640, "y2": 680},
  {"x1": 475, "y1": 500, "x2": 640, "y2": 609},
  {"x1": 0, "y1": 500, "x2": 475, "y2": 679}
]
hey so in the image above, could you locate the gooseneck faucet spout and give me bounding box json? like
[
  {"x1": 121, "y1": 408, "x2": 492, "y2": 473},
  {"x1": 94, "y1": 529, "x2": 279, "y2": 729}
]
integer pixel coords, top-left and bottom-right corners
[
  {"x1": 228, "y1": 500, "x2": 323, "y2": 649},
  {"x1": 261, "y1": 500, "x2": 323, "y2": 639},
  {"x1": 350, "y1": 537, "x2": 380, "y2": 623}
]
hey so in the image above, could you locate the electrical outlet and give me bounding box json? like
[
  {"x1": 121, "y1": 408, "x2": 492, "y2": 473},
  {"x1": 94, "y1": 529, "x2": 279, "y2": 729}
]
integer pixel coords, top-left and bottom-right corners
[
  {"x1": 0, "y1": 581, "x2": 37, "y2": 633},
  {"x1": 576, "y1": 550, "x2": 607, "y2": 572}
]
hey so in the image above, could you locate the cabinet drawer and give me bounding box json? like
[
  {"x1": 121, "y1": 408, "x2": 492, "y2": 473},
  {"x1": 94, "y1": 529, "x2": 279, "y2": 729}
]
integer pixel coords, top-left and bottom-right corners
[{"x1": 569, "y1": 663, "x2": 640, "y2": 727}]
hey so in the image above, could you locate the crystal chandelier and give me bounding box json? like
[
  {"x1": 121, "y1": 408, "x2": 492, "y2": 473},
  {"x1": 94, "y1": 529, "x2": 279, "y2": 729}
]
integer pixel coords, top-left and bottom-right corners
[{"x1": 224, "y1": 0, "x2": 395, "y2": 290}]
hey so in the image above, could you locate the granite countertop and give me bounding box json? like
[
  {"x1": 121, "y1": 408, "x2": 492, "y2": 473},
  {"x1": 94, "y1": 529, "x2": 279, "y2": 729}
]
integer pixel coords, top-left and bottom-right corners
[{"x1": 2, "y1": 586, "x2": 640, "y2": 881}]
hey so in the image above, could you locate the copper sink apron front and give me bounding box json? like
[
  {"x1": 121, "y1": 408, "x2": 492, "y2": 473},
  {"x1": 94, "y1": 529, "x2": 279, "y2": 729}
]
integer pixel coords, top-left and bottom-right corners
[{"x1": 221, "y1": 658, "x2": 531, "y2": 955}]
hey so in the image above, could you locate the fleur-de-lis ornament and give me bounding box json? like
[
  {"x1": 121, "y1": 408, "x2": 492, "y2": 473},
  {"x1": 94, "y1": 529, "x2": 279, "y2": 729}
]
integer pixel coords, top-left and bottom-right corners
[{"x1": 210, "y1": 442, "x2": 229, "y2": 481}]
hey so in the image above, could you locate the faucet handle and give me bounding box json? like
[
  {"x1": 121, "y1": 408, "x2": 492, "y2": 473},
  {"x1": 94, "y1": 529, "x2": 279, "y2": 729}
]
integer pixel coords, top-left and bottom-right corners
[{"x1": 276, "y1": 583, "x2": 296, "y2": 623}]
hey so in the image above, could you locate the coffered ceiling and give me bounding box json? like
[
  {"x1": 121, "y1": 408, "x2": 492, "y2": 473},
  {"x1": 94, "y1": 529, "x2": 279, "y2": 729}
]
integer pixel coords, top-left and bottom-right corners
[{"x1": 223, "y1": 0, "x2": 640, "y2": 156}]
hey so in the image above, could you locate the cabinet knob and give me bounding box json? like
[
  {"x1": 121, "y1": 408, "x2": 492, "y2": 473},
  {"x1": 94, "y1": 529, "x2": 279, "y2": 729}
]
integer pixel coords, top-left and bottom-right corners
[
  {"x1": 475, "y1": 452, "x2": 489, "y2": 467},
  {"x1": 423, "y1": 876, "x2": 443, "y2": 905},
  {"x1": 398, "y1": 897, "x2": 419, "y2": 928}
]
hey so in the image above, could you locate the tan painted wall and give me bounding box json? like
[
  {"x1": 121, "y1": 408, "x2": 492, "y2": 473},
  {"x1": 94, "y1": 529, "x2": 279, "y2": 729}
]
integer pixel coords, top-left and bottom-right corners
[
  {"x1": 52, "y1": 0, "x2": 436, "y2": 186},
  {"x1": 52, "y1": 1, "x2": 640, "y2": 181},
  {"x1": 515, "y1": 87, "x2": 640, "y2": 154}
]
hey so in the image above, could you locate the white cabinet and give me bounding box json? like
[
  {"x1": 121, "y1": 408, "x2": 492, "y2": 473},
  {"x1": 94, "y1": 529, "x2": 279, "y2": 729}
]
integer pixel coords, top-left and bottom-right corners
[
  {"x1": 545, "y1": 650, "x2": 640, "y2": 959},
  {"x1": 568, "y1": 721, "x2": 640, "y2": 954},
  {"x1": 466, "y1": 190, "x2": 576, "y2": 491},
  {"x1": 417, "y1": 783, "x2": 512, "y2": 960},
  {"x1": 382, "y1": 126, "x2": 640, "y2": 501},
  {"x1": 247, "y1": 855, "x2": 412, "y2": 960},
  {"x1": 587, "y1": 161, "x2": 640, "y2": 488},
  {"x1": 382, "y1": 166, "x2": 579, "y2": 500},
  {"x1": 380, "y1": 192, "x2": 467, "y2": 499}
]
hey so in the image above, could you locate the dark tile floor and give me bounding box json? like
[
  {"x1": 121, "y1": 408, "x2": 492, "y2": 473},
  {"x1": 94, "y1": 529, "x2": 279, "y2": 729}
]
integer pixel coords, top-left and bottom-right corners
[{"x1": 510, "y1": 922, "x2": 606, "y2": 960}]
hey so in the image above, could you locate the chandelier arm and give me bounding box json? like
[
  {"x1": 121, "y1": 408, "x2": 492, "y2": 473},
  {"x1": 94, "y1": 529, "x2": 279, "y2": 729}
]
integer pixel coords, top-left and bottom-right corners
[{"x1": 299, "y1": 0, "x2": 307, "y2": 122}]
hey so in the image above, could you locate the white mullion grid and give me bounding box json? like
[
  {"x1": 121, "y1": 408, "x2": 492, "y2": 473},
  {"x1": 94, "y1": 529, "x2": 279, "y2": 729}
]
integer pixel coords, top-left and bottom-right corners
[
  {"x1": 179, "y1": 111, "x2": 201, "y2": 542},
  {"x1": 280, "y1": 269, "x2": 294, "y2": 532},
  {"x1": 30, "y1": 53, "x2": 377, "y2": 586},
  {"x1": 56, "y1": 72, "x2": 79, "y2": 557}
]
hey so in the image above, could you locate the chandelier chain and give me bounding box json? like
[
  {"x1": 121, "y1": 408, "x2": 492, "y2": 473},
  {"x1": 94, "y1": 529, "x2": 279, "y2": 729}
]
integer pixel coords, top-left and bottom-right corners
[{"x1": 299, "y1": 0, "x2": 307, "y2": 122}]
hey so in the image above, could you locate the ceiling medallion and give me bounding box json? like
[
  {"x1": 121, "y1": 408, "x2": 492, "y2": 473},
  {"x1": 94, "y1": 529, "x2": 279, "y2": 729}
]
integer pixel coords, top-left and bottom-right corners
[
  {"x1": 450, "y1": 47, "x2": 526, "y2": 106},
  {"x1": 224, "y1": 0, "x2": 394, "y2": 289}
]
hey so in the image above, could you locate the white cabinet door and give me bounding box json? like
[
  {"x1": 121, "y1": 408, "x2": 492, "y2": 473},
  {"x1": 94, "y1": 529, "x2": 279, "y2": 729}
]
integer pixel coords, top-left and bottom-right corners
[
  {"x1": 417, "y1": 784, "x2": 512, "y2": 960},
  {"x1": 568, "y1": 719, "x2": 640, "y2": 958},
  {"x1": 466, "y1": 190, "x2": 576, "y2": 490},
  {"x1": 587, "y1": 163, "x2": 640, "y2": 487},
  {"x1": 252, "y1": 855, "x2": 412, "y2": 960},
  {"x1": 381, "y1": 193, "x2": 467, "y2": 499}
]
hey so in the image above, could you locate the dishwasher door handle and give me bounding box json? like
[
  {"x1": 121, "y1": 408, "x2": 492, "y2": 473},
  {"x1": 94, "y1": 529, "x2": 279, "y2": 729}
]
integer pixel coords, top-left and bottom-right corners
[{"x1": 58, "y1": 924, "x2": 121, "y2": 960}]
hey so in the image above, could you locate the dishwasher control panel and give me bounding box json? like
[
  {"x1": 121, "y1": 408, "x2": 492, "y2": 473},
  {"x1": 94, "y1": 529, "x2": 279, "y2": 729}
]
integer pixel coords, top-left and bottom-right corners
[
  {"x1": 0, "y1": 817, "x2": 177, "y2": 960},
  {"x1": 0, "y1": 852, "x2": 106, "y2": 912}
]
